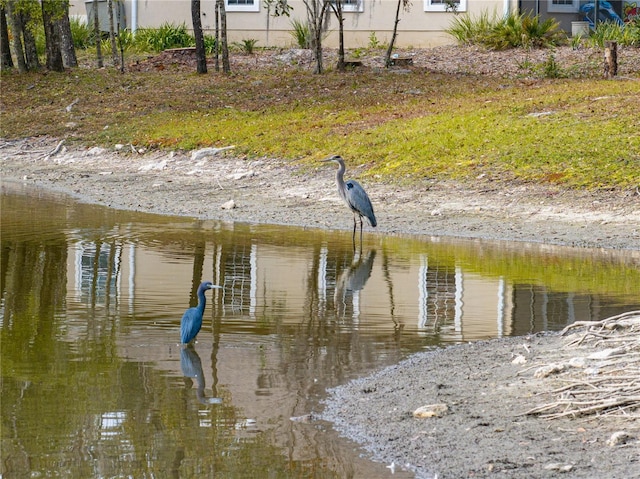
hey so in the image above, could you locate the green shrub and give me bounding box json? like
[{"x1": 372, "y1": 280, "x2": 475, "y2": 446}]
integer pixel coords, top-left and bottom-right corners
[
  {"x1": 589, "y1": 19, "x2": 640, "y2": 47},
  {"x1": 115, "y1": 29, "x2": 136, "y2": 51},
  {"x1": 447, "y1": 10, "x2": 497, "y2": 45},
  {"x1": 628, "y1": 18, "x2": 640, "y2": 46},
  {"x1": 134, "y1": 23, "x2": 194, "y2": 52},
  {"x1": 447, "y1": 11, "x2": 564, "y2": 49},
  {"x1": 539, "y1": 52, "x2": 565, "y2": 77},
  {"x1": 290, "y1": 19, "x2": 311, "y2": 48},
  {"x1": 70, "y1": 17, "x2": 92, "y2": 49},
  {"x1": 233, "y1": 38, "x2": 259, "y2": 54},
  {"x1": 203, "y1": 35, "x2": 218, "y2": 54},
  {"x1": 368, "y1": 32, "x2": 383, "y2": 49}
]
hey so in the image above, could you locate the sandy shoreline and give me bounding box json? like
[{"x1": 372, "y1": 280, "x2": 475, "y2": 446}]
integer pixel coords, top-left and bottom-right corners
[
  {"x1": 2, "y1": 137, "x2": 640, "y2": 478},
  {"x1": 2, "y1": 137, "x2": 640, "y2": 251}
]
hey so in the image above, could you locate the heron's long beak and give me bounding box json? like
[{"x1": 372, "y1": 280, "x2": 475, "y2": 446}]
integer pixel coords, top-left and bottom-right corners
[{"x1": 209, "y1": 285, "x2": 223, "y2": 289}]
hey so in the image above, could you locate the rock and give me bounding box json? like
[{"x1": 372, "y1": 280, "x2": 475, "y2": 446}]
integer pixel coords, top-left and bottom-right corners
[
  {"x1": 607, "y1": 431, "x2": 633, "y2": 447},
  {"x1": 568, "y1": 357, "x2": 587, "y2": 368},
  {"x1": 229, "y1": 170, "x2": 255, "y2": 180},
  {"x1": 544, "y1": 463, "x2": 573, "y2": 472},
  {"x1": 138, "y1": 159, "x2": 168, "y2": 172},
  {"x1": 534, "y1": 363, "x2": 565, "y2": 378},
  {"x1": 221, "y1": 200, "x2": 236, "y2": 210},
  {"x1": 191, "y1": 146, "x2": 235, "y2": 162},
  {"x1": 413, "y1": 403, "x2": 448, "y2": 418},
  {"x1": 86, "y1": 146, "x2": 107, "y2": 156},
  {"x1": 511, "y1": 354, "x2": 527, "y2": 365}
]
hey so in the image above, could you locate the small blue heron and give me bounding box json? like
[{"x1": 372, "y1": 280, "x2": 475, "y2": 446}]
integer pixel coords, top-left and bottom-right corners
[
  {"x1": 180, "y1": 281, "x2": 222, "y2": 345},
  {"x1": 323, "y1": 155, "x2": 377, "y2": 245}
]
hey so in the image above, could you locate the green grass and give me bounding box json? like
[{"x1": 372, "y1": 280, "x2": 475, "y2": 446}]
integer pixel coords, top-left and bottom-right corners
[{"x1": 2, "y1": 62, "x2": 639, "y2": 190}]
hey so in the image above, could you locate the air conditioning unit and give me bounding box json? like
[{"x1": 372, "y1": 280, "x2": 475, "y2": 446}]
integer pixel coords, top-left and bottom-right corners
[{"x1": 84, "y1": 0, "x2": 127, "y2": 31}]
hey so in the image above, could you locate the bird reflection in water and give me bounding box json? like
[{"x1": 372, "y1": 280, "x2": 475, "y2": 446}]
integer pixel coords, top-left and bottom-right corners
[
  {"x1": 180, "y1": 345, "x2": 223, "y2": 404},
  {"x1": 334, "y1": 249, "x2": 376, "y2": 320}
]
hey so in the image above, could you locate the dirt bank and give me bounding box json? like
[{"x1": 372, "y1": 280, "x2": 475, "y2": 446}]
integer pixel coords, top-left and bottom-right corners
[{"x1": 2, "y1": 137, "x2": 640, "y2": 479}]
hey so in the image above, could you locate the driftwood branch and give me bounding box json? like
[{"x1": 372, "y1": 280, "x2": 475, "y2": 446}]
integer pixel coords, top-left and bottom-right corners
[{"x1": 523, "y1": 311, "x2": 640, "y2": 421}]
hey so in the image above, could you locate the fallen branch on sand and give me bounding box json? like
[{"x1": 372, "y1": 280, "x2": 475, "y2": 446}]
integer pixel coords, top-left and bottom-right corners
[{"x1": 523, "y1": 311, "x2": 640, "y2": 421}]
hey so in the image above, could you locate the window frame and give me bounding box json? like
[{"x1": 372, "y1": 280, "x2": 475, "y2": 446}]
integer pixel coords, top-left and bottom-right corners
[
  {"x1": 225, "y1": 0, "x2": 260, "y2": 13},
  {"x1": 423, "y1": 0, "x2": 467, "y2": 13},
  {"x1": 547, "y1": 0, "x2": 579, "y2": 13},
  {"x1": 333, "y1": 0, "x2": 365, "y2": 13}
]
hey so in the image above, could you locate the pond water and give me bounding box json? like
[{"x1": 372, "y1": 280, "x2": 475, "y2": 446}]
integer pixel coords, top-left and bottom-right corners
[{"x1": 2, "y1": 182, "x2": 639, "y2": 478}]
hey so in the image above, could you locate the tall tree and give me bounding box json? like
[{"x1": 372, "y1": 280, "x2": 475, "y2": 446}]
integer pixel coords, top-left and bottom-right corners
[
  {"x1": 20, "y1": 4, "x2": 39, "y2": 70},
  {"x1": 5, "y1": 0, "x2": 39, "y2": 71},
  {"x1": 216, "y1": 0, "x2": 229, "y2": 73},
  {"x1": 214, "y1": 0, "x2": 219, "y2": 71},
  {"x1": 92, "y1": 0, "x2": 103, "y2": 67},
  {"x1": 328, "y1": 0, "x2": 345, "y2": 71},
  {"x1": 191, "y1": 0, "x2": 207, "y2": 73},
  {"x1": 41, "y1": 0, "x2": 64, "y2": 71},
  {"x1": 4, "y1": 1, "x2": 26, "y2": 72},
  {"x1": 107, "y1": 0, "x2": 118, "y2": 66},
  {"x1": 1, "y1": 7, "x2": 14, "y2": 69},
  {"x1": 385, "y1": 0, "x2": 411, "y2": 68},
  {"x1": 302, "y1": 0, "x2": 330, "y2": 74},
  {"x1": 57, "y1": 1, "x2": 77, "y2": 68}
]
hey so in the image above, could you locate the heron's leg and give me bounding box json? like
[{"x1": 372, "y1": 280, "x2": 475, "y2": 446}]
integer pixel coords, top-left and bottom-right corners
[
  {"x1": 352, "y1": 215, "x2": 357, "y2": 241},
  {"x1": 359, "y1": 216, "x2": 364, "y2": 248},
  {"x1": 352, "y1": 215, "x2": 357, "y2": 251}
]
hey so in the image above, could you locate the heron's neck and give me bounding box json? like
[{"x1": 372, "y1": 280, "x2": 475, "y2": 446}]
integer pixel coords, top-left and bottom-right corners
[
  {"x1": 335, "y1": 163, "x2": 347, "y2": 199},
  {"x1": 197, "y1": 289, "x2": 207, "y2": 312}
]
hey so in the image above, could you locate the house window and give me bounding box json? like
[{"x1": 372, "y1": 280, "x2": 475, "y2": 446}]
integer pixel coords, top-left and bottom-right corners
[
  {"x1": 424, "y1": 0, "x2": 467, "y2": 13},
  {"x1": 548, "y1": 0, "x2": 579, "y2": 13},
  {"x1": 226, "y1": 0, "x2": 260, "y2": 12},
  {"x1": 331, "y1": 0, "x2": 364, "y2": 12}
]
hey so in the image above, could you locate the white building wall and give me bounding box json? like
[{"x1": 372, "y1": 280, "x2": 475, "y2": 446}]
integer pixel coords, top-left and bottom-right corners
[{"x1": 71, "y1": 0, "x2": 519, "y2": 48}]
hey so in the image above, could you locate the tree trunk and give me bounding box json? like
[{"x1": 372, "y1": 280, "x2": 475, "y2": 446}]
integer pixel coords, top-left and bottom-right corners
[
  {"x1": 604, "y1": 41, "x2": 617, "y2": 78},
  {"x1": 5, "y1": 2, "x2": 26, "y2": 72},
  {"x1": 313, "y1": 26, "x2": 323, "y2": 74},
  {"x1": 191, "y1": 0, "x2": 207, "y2": 73},
  {"x1": 336, "y1": 3, "x2": 344, "y2": 72},
  {"x1": 328, "y1": 1, "x2": 345, "y2": 71},
  {"x1": 214, "y1": 0, "x2": 219, "y2": 72},
  {"x1": 57, "y1": 3, "x2": 78, "y2": 68},
  {"x1": 41, "y1": 2, "x2": 64, "y2": 72},
  {"x1": 22, "y1": 10, "x2": 39, "y2": 70},
  {"x1": 107, "y1": 0, "x2": 119, "y2": 67},
  {"x1": 384, "y1": 0, "x2": 402, "y2": 68},
  {"x1": 1, "y1": 7, "x2": 13, "y2": 69},
  {"x1": 217, "y1": 0, "x2": 230, "y2": 73},
  {"x1": 93, "y1": 0, "x2": 103, "y2": 68},
  {"x1": 115, "y1": 0, "x2": 125, "y2": 72},
  {"x1": 303, "y1": 0, "x2": 328, "y2": 74}
]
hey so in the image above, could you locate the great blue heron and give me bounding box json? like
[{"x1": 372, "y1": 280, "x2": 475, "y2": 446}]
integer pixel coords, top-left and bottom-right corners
[
  {"x1": 180, "y1": 281, "x2": 222, "y2": 345},
  {"x1": 323, "y1": 155, "x2": 377, "y2": 245}
]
